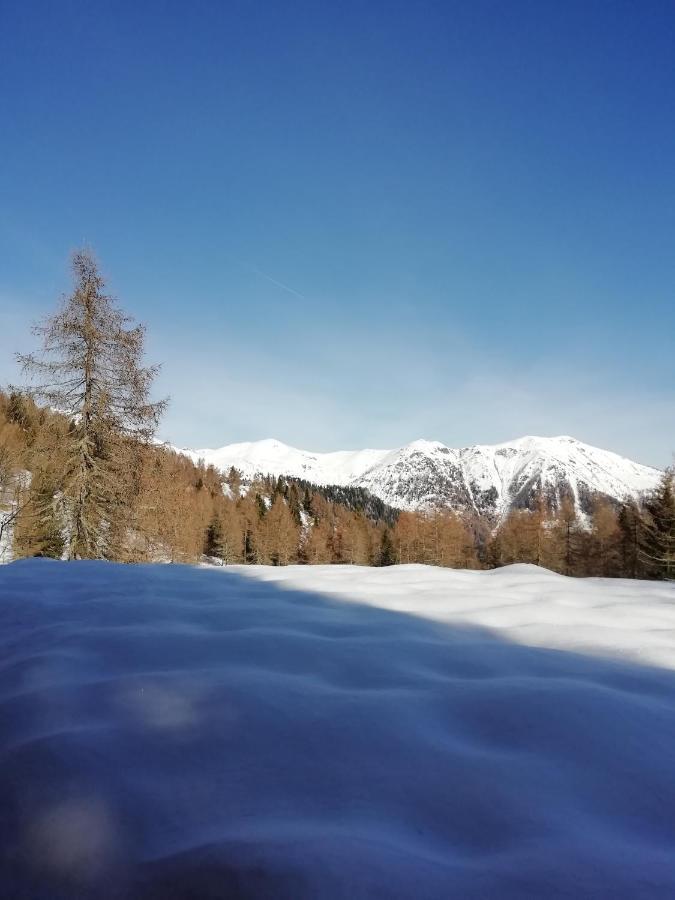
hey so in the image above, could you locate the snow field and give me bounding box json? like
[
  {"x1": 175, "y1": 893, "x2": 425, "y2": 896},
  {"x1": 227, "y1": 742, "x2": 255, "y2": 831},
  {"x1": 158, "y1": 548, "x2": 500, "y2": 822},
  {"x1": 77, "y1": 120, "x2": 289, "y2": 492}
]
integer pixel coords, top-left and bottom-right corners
[{"x1": 1, "y1": 560, "x2": 675, "y2": 898}]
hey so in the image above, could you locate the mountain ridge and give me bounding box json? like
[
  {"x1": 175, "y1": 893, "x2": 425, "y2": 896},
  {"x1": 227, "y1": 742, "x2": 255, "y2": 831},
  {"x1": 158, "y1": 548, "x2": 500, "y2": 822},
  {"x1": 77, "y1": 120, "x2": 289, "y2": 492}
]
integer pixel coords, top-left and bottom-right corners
[{"x1": 176, "y1": 435, "x2": 662, "y2": 518}]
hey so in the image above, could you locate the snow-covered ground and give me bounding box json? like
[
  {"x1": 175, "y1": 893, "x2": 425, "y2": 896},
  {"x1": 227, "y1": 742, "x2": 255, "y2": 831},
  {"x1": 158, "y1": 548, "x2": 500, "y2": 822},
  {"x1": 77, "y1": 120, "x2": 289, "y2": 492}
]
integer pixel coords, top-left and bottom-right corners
[{"x1": 1, "y1": 561, "x2": 675, "y2": 898}]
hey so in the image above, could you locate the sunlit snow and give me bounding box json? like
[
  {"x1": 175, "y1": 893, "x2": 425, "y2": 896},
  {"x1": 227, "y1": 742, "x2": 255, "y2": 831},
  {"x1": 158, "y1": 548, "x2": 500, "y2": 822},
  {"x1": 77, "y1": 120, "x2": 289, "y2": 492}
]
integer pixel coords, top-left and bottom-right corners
[{"x1": 177, "y1": 434, "x2": 661, "y2": 513}]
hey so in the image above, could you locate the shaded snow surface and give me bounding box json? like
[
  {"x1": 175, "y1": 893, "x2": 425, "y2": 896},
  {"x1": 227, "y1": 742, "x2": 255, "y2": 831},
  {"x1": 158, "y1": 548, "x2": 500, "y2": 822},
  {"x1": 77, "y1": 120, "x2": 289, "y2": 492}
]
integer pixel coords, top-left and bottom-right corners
[{"x1": 1, "y1": 561, "x2": 675, "y2": 898}]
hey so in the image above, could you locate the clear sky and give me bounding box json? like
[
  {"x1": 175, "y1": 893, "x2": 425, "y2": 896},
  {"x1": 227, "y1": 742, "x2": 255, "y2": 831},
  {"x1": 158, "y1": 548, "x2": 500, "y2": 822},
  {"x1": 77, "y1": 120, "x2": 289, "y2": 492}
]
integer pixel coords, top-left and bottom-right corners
[{"x1": 1, "y1": 1, "x2": 673, "y2": 467}]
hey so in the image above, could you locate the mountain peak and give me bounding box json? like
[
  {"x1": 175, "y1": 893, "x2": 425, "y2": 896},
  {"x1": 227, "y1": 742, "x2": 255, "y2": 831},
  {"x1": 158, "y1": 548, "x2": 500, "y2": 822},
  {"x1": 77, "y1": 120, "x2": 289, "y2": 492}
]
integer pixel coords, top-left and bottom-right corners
[
  {"x1": 176, "y1": 435, "x2": 661, "y2": 518},
  {"x1": 402, "y1": 439, "x2": 446, "y2": 452}
]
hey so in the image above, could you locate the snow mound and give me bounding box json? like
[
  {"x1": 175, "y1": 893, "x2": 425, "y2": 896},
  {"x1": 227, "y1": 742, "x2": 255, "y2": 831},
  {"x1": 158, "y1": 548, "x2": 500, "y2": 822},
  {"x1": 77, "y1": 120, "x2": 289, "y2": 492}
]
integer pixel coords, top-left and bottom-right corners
[{"x1": 1, "y1": 561, "x2": 675, "y2": 898}]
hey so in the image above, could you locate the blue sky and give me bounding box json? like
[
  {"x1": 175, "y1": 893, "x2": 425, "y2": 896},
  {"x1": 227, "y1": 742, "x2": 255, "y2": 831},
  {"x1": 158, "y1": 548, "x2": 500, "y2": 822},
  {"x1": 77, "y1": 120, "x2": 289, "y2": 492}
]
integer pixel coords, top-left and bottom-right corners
[{"x1": 1, "y1": 1, "x2": 673, "y2": 467}]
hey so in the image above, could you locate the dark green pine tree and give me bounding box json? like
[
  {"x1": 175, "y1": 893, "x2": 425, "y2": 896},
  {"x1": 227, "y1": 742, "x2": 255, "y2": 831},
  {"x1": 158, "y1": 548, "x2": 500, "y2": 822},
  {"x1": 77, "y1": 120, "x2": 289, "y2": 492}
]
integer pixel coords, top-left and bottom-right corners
[
  {"x1": 204, "y1": 513, "x2": 224, "y2": 560},
  {"x1": 287, "y1": 482, "x2": 302, "y2": 525},
  {"x1": 641, "y1": 469, "x2": 675, "y2": 580},
  {"x1": 378, "y1": 528, "x2": 396, "y2": 566},
  {"x1": 618, "y1": 500, "x2": 644, "y2": 579},
  {"x1": 244, "y1": 527, "x2": 256, "y2": 563}
]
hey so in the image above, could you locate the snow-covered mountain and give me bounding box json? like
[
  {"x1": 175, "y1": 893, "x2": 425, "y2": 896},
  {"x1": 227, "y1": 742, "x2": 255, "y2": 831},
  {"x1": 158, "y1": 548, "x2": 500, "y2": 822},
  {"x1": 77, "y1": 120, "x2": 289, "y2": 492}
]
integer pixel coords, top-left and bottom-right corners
[{"x1": 178, "y1": 435, "x2": 662, "y2": 517}]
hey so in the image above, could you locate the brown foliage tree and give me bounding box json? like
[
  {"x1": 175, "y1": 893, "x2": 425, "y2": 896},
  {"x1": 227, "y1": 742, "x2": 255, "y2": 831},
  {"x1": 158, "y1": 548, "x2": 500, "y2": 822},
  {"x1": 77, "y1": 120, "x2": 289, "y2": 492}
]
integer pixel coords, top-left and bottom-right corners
[{"x1": 16, "y1": 251, "x2": 167, "y2": 559}]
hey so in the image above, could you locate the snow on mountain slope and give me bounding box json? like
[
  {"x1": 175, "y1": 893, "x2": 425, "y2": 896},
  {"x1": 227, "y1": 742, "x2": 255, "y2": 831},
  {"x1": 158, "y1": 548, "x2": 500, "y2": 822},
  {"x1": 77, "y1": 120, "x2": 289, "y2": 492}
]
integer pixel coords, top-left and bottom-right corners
[
  {"x1": 2, "y1": 560, "x2": 675, "y2": 898},
  {"x1": 180, "y1": 438, "x2": 390, "y2": 485},
  {"x1": 179, "y1": 435, "x2": 661, "y2": 516}
]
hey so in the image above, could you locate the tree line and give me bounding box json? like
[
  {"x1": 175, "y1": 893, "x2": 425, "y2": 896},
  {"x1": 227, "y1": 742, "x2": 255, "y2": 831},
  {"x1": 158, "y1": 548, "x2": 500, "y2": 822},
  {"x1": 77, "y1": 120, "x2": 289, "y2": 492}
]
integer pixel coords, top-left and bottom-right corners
[
  {"x1": 2, "y1": 386, "x2": 673, "y2": 578},
  {"x1": 1, "y1": 250, "x2": 673, "y2": 578}
]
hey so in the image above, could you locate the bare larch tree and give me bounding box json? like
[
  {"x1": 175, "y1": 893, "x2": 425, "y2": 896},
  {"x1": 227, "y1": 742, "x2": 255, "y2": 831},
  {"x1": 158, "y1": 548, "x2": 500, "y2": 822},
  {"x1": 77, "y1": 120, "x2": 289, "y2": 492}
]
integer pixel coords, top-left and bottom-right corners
[{"x1": 17, "y1": 250, "x2": 167, "y2": 559}]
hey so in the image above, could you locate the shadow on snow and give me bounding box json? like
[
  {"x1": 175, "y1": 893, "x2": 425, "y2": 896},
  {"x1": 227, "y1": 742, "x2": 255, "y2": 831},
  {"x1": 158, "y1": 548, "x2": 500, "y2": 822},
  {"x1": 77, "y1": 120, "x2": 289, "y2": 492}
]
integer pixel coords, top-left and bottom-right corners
[{"x1": 1, "y1": 559, "x2": 675, "y2": 899}]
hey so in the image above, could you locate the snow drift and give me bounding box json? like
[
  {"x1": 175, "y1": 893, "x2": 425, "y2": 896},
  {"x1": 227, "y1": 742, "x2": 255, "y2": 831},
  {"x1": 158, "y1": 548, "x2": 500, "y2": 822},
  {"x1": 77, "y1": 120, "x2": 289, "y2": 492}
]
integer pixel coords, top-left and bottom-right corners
[{"x1": 1, "y1": 561, "x2": 675, "y2": 898}]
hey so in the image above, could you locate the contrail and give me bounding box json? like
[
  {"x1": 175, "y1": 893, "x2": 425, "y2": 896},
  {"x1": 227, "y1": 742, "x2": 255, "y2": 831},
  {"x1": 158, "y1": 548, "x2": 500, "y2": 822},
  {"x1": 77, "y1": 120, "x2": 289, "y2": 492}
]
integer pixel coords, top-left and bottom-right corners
[{"x1": 241, "y1": 262, "x2": 307, "y2": 301}]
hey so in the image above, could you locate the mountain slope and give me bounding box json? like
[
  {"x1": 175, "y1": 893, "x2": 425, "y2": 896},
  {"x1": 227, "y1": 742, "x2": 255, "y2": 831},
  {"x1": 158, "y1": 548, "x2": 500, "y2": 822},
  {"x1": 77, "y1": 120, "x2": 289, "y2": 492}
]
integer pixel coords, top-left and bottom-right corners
[{"x1": 179, "y1": 435, "x2": 662, "y2": 517}]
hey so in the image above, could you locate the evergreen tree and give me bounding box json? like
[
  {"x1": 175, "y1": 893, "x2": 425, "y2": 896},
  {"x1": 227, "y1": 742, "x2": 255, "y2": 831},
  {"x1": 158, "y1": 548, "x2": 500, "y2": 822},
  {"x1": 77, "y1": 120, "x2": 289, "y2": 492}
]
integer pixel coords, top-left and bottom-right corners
[
  {"x1": 618, "y1": 500, "x2": 644, "y2": 579},
  {"x1": 378, "y1": 528, "x2": 396, "y2": 566},
  {"x1": 244, "y1": 527, "x2": 256, "y2": 563},
  {"x1": 255, "y1": 492, "x2": 267, "y2": 520},
  {"x1": 16, "y1": 250, "x2": 167, "y2": 559},
  {"x1": 287, "y1": 482, "x2": 302, "y2": 525},
  {"x1": 640, "y1": 469, "x2": 675, "y2": 579},
  {"x1": 204, "y1": 512, "x2": 225, "y2": 560}
]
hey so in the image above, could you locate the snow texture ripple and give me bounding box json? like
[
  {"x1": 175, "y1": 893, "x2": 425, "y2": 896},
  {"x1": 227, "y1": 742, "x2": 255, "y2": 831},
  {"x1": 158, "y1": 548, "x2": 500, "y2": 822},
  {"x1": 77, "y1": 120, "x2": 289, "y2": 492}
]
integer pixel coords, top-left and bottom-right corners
[{"x1": 1, "y1": 560, "x2": 675, "y2": 898}]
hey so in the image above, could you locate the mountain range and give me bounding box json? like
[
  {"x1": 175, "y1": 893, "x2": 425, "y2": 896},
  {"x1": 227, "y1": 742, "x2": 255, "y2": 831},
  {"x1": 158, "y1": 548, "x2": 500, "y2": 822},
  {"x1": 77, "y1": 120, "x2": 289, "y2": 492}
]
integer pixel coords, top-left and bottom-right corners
[{"x1": 178, "y1": 435, "x2": 662, "y2": 519}]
